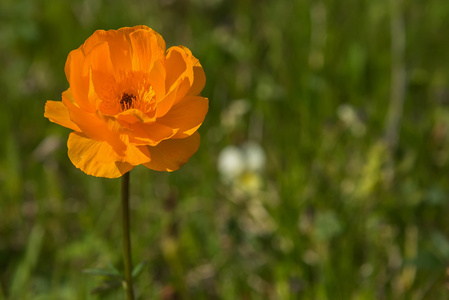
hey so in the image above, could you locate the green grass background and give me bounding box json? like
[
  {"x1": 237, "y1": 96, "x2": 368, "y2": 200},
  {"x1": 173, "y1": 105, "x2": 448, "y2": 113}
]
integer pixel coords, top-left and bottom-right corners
[{"x1": 1, "y1": 0, "x2": 449, "y2": 299}]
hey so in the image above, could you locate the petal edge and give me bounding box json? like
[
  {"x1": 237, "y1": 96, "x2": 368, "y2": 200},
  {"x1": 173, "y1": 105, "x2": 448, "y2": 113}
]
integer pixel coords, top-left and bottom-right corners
[
  {"x1": 44, "y1": 100, "x2": 81, "y2": 131},
  {"x1": 143, "y1": 131, "x2": 200, "y2": 171}
]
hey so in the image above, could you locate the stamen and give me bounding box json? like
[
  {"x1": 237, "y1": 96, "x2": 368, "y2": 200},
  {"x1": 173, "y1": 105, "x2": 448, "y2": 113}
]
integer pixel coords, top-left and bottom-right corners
[{"x1": 120, "y1": 93, "x2": 136, "y2": 110}]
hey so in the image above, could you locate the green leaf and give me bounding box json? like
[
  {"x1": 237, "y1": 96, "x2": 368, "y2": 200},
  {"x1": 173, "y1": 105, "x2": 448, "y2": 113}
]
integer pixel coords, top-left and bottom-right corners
[
  {"x1": 10, "y1": 225, "x2": 45, "y2": 299},
  {"x1": 106, "y1": 262, "x2": 122, "y2": 276},
  {"x1": 132, "y1": 261, "x2": 148, "y2": 279}
]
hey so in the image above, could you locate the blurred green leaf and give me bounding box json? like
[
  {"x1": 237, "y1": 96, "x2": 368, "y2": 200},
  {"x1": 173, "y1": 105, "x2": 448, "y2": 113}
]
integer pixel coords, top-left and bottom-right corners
[
  {"x1": 132, "y1": 261, "x2": 148, "y2": 279},
  {"x1": 431, "y1": 231, "x2": 449, "y2": 261},
  {"x1": 314, "y1": 210, "x2": 343, "y2": 242},
  {"x1": 84, "y1": 264, "x2": 125, "y2": 296},
  {"x1": 409, "y1": 250, "x2": 443, "y2": 270},
  {"x1": 106, "y1": 262, "x2": 122, "y2": 277},
  {"x1": 10, "y1": 225, "x2": 45, "y2": 299}
]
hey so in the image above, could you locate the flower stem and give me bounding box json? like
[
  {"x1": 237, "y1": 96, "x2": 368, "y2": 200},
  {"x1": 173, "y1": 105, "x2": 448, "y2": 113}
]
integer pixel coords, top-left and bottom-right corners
[{"x1": 121, "y1": 172, "x2": 135, "y2": 300}]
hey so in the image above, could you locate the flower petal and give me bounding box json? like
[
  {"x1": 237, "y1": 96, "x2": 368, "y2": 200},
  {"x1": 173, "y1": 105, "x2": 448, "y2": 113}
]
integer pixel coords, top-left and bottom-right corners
[
  {"x1": 129, "y1": 28, "x2": 166, "y2": 73},
  {"x1": 149, "y1": 59, "x2": 166, "y2": 100},
  {"x1": 83, "y1": 28, "x2": 134, "y2": 72},
  {"x1": 165, "y1": 46, "x2": 206, "y2": 106},
  {"x1": 158, "y1": 96, "x2": 208, "y2": 138},
  {"x1": 129, "y1": 122, "x2": 177, "y2": 146},
  {"x1": 85, "y1": 42, "x2": 117, "y2": 103},
  {"x1": 125, "y1": 144, "x2": 152, "y2": 165},
  {"x1": 143, "y1": 131, "x2": 200, "y2": 171},
  {"x1": 68, "y1": 132, "x2": 133, "y2": 178},
  {"x1": 155, "y1": 77, "x2": 189, "y2": 118},
  {"x1": 64, "y1": 48, "x2": 95, "y2": 112},
  {"x1": 44, "y1": 100, "x2": 81, "y2": 131},
  {"x1": 117, "y1": 108, "x2": 154, "y2": 125},
  {"x1": 62, "y1": 90, "x2": 126, "y2": 155},
  {"x1": 164, "y1": 47, "x2": 195, "y2": 103},
  {"x1": 165, "y1": 46, "x2": 188, "y2": 88},
  {"x1": 188, "y1": 61, "x2": 206, "y2": 96},
  {"x1": 85, "y1": 41, "x2": 115, "y2": 75},
  {"x1": 179, "y1": 45, "x2": 206, "y2": 96}
]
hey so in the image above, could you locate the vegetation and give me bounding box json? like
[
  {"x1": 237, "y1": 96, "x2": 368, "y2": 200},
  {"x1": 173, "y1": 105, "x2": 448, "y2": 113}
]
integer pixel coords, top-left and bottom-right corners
[{"x1": 1, "y1": 0, "x2": 449, "y2": 299}]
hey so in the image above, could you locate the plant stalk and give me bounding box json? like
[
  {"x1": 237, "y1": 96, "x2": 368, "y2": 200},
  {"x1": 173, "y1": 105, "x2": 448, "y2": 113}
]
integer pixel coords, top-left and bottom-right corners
[{"x1": 121, "y1": 172, "x2": 134, "y2": 300}]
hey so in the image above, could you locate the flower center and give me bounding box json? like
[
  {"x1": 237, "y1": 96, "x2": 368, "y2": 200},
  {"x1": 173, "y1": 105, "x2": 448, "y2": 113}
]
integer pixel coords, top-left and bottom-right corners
[
  {"x1": 97, "y1": 71, "x2": 158, "y2": 117},
  {"x1": 120, "y1": 93, "x2": 136, "y2": 110}
]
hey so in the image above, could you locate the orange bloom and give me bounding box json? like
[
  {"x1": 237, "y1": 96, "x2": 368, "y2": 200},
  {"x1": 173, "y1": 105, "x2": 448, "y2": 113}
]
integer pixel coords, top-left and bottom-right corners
[{"x1": 45, "y1": 26, "x2": 208, "y2": 178}]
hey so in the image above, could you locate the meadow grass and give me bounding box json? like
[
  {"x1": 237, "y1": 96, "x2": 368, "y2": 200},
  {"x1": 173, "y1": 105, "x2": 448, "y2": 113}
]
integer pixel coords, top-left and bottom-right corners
[{"x1": 1, "y1": 0, "x2": 449, "y2": 299}]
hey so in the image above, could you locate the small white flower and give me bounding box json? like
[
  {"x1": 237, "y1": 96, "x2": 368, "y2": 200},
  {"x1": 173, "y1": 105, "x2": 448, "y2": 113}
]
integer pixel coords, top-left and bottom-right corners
[
  {"x1": 242, "y1": 142, "x2": 266, "y2": 172},
  {"x1": 217, "y1": 145, "x2": 245, "y2": 182},
  {"x1": 217, "y1": 142, "x2": 266, "y2": 193}
]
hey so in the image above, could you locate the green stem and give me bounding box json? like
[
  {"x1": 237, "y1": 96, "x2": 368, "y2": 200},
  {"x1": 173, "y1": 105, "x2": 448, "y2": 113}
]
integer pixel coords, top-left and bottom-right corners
[{"x1": 121, "y1": 172, "x2": 134, "y2": 300}]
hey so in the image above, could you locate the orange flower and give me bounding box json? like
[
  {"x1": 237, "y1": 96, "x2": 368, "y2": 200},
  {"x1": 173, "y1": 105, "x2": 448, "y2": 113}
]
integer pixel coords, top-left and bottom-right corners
[{"x1": 44, "y1": 26, "x2": 208, "y2": 178}]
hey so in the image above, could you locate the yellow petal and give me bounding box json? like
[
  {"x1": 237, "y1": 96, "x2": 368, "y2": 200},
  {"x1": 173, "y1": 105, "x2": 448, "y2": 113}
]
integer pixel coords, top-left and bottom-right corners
[
  {"x1": 83, "y1": 28, "x2": 133, "y2": 72},
  {"x1": 164, "y1": 47, "x2": 195, "y2": 105},
  {"x1": 158, "y1": 96, "x2": 208, "y2": 139},
  {"x1": 84, "y1": 42, "x2": 116, "y2": 102},
  {"x1": 129, "y1": 122, "x2": 177, "y2": 146},
  {"x1": 144, "y1": 131, "x2": 200, "y2": 171},
  {"x1": 149, "y1": 59, "x2": 166, "y2": 100},
  {"x1": 165, "y1": 46, "x2": 189, "y2": 90},
  {"x1": 68, "y1": 132, "x2": 133, "y2": 178},
  {"x1": 187, "y1": 57, "x2": 206, "y2": 96},
  {"x1": 62, "y1": 90, "x2": 126, "y2": 155},
  {"x1": 118, "y1": 25, "x2": 152, "y2": 36},
  {"x1": 44, "y1": 100, "x2": 81, "y2": 131},
  {"x1": 125, "y1": 144, "x2": 152, "y2": 165},
  {"x1": 165, "y1": 46, "x2": 205, "y2": 105},
  {"x1": 155, "y1": 77, "x2": 188, "y2": 118},
  {"x1": 116, "y1": 108, "x2": 154, "y2": 125},
  {"x1": 176, "y1": 45, "x2": 205, "y2": 97},
  {"x1": 64, "y1": 48, "x2": 95, "y2": 112},
  {"x1": 85, "y1": 41, "x2": 115, "y2": 75},
  {"x1": 129, "y1": 28, "x2": 166, "y2": 73}
]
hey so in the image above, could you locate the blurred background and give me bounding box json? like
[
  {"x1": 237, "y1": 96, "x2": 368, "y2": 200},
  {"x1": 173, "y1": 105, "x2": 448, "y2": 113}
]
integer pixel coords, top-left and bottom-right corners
[{"x1": 1, "y1": 0, "x2": 449, "y2": 299}]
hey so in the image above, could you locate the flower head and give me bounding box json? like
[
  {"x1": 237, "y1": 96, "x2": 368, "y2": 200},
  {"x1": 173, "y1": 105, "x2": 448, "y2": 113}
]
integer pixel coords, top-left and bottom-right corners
[{"x1": 45, "y1": 26, "x2": 208, "y2": 178}]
